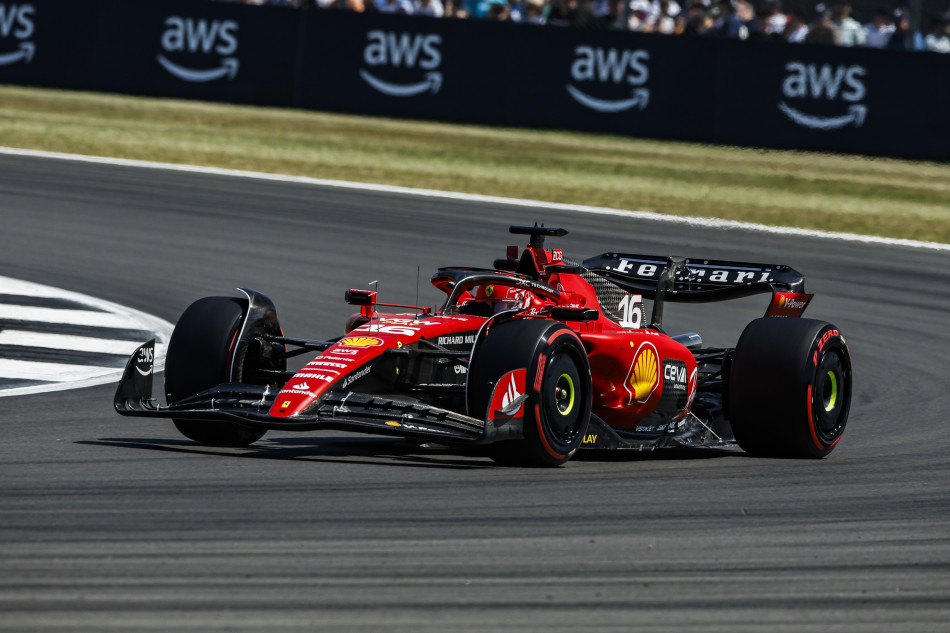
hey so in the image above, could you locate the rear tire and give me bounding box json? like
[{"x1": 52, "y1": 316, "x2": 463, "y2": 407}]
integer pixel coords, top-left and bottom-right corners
[
  {"x1": 165, "y1": 296, "x2": 267, "y2": 447},
  {"x1": 729, "y1": 318, "x2": 852, "y2": 458},
  {"x1": 468, "y1": 320, "x2": 592, "y2": 466}
]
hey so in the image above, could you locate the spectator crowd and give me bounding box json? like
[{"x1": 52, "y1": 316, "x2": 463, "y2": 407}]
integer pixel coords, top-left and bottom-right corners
[{"x1": 215, "y1": 0, "x2": 950, "y2": 52}]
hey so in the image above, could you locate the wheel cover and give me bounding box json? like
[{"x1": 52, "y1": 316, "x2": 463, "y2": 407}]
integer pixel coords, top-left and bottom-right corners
[
  {"x1": 555, "y1": 373, "x2": 575, "y2": 416},
  {"x1": 822, "y1": 371, "x2": 838, "y2": 413},
  {"x1": 813, "y1": 349, "x2": 847, "y2": 441},
  {"x1": 541, "y1": 352, "x2": 586, "y2": 447}
]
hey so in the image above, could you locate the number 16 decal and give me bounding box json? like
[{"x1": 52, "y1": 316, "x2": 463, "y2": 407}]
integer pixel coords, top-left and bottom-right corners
[{"x1": 618, "y1": 294, "x2": 644, "y2": 329}]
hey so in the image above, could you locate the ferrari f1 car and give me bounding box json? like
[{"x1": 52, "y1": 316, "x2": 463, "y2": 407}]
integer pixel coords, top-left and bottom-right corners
[{"x1": 115, "y1": 225, "x2": 852, "y2": 465}]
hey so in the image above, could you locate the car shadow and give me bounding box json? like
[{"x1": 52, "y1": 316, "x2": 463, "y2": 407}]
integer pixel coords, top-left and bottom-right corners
[
  {"x1": 77, "y1": 435, "x2": 495, "y2": 470},
  {"x1": 573, "y1": 446, "x2": 738, "y2": 462},
  {"x1": 79, "y1": 435, "x2": 739, "y2": 467}
]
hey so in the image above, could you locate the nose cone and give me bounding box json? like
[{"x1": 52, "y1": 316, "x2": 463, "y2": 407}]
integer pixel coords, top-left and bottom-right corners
[
  {"x1": 269, "y1": 378, "x2": 330, "y2": 417},
  {"x1": 269, "y1": 334, "x2": 389, "y2": 417}
]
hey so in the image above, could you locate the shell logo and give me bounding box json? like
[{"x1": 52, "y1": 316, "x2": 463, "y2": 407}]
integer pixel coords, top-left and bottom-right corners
[
  {"x1": 339, "y1": 336, "x2": 384, "y2": 348},
  {"x1": 626, "y1": 342, "x2": 659, "y2": 404}
]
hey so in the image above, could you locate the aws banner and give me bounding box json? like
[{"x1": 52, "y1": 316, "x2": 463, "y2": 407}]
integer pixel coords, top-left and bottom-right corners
[
  {"x1": 297, "y1": 12, "x2": 948, "y2": 159},
  {"x1": 0, "y1": 2, "x2": 92, "y2": 90},
  {"x1": 297, "y1": 12, "x2": 718, "y2": 141},
  {"x1": 710, "y1": 40, "x2": 950, "y2": 159},
  {"x1": 0, "y1": 0, "x2": 300, "y2": 105},
  {"x1": 1, "y1": 0, "x2": 947, "y2": 160}
]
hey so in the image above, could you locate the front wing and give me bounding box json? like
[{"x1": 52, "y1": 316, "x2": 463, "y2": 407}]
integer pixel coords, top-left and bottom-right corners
[{"x1": 114, "y1": 341, "x2": 518, "y2": 445}]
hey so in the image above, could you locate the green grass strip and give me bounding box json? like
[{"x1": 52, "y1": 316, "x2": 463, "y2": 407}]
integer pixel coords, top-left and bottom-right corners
[{"x1": 2, "y1": 84, "x2": 948, "y2": 243}]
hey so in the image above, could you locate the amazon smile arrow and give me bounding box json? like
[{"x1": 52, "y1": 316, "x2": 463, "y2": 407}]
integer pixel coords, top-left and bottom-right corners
[
  {"x1": 778, "y1": 102, "x2": 867, "y2": 130},
  {"x1": 157, "y1": 55, "x2": 239, "y2": 83},
  {"x1": 0, "y1": 42, "x2": 34, "y2": 66},
  {"x1": 566, "y1": 85, "x2": 650, "y2": 113},
  {"x1": 359, "y1": 70, "x2": 442, "y2": 97}
]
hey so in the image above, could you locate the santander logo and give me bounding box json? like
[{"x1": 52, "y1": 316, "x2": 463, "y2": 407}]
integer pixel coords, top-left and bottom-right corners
[
  {"x1": 0, "y1": 3, "x2": 34, "y2": 67},
  {"x1": 157, "y1": 16, "x2": 239, "y2": 83},
  {"x1": 360, "y1": 30, "x2": 442, "y2": 97},
  {"x1": 566, "y1": 46, "x2": 650, "y2": 113}
]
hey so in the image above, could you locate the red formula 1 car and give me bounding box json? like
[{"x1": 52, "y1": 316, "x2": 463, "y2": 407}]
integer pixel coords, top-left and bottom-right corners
[{"x1": 115, "y1": 225, "x2": 852, "y2": 465}]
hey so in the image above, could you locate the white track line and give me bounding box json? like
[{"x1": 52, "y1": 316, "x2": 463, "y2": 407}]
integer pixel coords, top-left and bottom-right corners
[
  {"x1": 0, "y1": 330, "x2": 144, "y2": 356},
  {"x1": 0, "y1": 305, "x2": 148, "y2": 329},
  {"x1": 0, "y1": 275, "x2": 173, "y2": 398},
  {"x1": 0, "y1": 359, "x2": 121, "y2": 383},
  {"x1": 2, "y1": 145, "x2": 948, "y2": 253}
]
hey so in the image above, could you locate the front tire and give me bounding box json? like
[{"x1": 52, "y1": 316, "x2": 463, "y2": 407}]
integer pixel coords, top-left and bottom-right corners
[
  {"x1": 468, "y1": 320, "x2": 592, "y2": 466},
  {"x1": 729, "y1": 318, "x2": 852, "y2": 458},
  {"x1": 165, "y1": 296, "x2": 267, "y2": 447}
]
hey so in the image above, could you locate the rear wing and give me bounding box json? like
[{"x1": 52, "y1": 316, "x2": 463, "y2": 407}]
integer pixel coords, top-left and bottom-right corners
[
  {"x1": 582, "y1": 253, "x2": 812, "y2": 326},
  {"x1": 583, "y1": 253, "x2": 806, "y2": 300}
]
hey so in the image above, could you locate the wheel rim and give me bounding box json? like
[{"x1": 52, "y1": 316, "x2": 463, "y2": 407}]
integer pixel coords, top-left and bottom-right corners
[
  {"x1": 541, "y1": 352, "x2": 587, "y2": 447},
  {"x1": 555, "y1": 373, "x2": 575, "y2": 416},
  {"x1": 813, "y1": 348, "x2": 847, "y2": 441},
  {"x1": 822, "y1": 371, "x2": 838, "y2": 413}
]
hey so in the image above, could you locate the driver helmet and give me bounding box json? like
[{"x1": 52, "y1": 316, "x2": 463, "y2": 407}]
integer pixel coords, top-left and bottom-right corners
[{"x1": 470, "y1": 284, "x2": 526, "y2": 314}]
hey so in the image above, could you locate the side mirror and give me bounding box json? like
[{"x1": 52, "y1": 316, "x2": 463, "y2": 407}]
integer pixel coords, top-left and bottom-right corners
[{"x1": 345, "y1": 289, "x2": 377, "y2": 306}]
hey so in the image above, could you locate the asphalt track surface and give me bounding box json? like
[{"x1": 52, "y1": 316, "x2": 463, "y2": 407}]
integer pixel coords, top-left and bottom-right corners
[{"x1": 1, "y1": 153, "x2": 948, "y2": 632}]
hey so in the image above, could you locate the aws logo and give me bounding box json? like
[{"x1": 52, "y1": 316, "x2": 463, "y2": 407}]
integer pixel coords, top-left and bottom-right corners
[
  {"x1": 360, "y1": 30, "x2": 442, "y2": 97},
  {"x1": 0, "y1": 4, "x2": 34, "y2": 67},
  {"x1": 566, "y1": 46, "x2": 650, "y2": 113},
  {"x1": 778, "y1": 62, "x2": 867, "y2": 131},
  {"x1": 157, "y1": 17, "x2": 239, "y2": 83}
]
